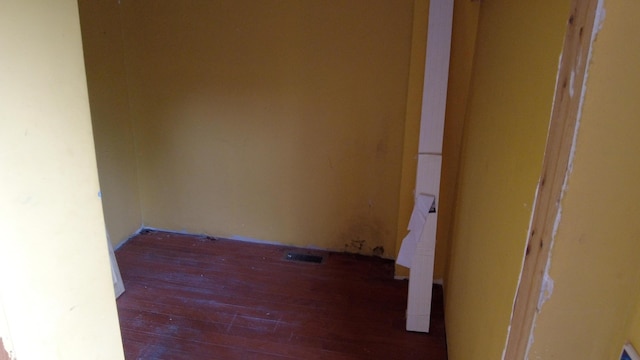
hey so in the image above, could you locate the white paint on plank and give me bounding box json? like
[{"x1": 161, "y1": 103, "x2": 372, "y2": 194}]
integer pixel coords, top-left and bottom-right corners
[{"x1": 418, "y1": 0, "x2": 454, "y2": 154}]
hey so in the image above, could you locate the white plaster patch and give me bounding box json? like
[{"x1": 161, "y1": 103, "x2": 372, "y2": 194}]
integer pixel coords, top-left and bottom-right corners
[
  {"x1": 569, "y1": 70, "x2": 576, "y2": 98},
  {"x1": 506, "y1": 2, "x2": 607, "y2": 358},
  {"x1": 565, "y1": 0, "x2": 606, "y2": 188},
  {"x1": 537, "y1": 269, "x2": 555, "y2": 310}
]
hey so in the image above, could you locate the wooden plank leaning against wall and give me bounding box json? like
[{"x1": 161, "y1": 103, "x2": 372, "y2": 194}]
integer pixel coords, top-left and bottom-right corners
[{"x1": 399, "y1": 0, "x2": 454, "y2": 333}]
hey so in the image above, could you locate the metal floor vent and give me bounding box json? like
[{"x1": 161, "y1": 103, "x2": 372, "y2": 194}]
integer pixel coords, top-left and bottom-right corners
[{"x1": 285, "y1": 252, "x2": 324, "y2": 264}]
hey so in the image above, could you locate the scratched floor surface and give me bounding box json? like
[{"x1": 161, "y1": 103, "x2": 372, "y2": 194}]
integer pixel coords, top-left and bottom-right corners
[{"x1": 115, "y1": 230, "x2": 448, "y2": 359}]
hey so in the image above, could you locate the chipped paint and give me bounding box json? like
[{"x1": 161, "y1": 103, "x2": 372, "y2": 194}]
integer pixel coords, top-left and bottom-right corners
[
  {"x1": 503, "y1": 2, "x2": 607, "y2": 359},
  {"x1": 569, "y1": 70, "x2": 576, "y2": 97},
  {"x1": 542, "y1": 0, "x2": 606, "y2": 311},
  {"x1": 567, "y1": 0, "x2": 606, "y2": 180},
  {"x1": 537, "y1": 268, "x2": 555, "y2": 310},
  {"x1": 520, "y1": 0, "x2": 607, "y2": 358}
]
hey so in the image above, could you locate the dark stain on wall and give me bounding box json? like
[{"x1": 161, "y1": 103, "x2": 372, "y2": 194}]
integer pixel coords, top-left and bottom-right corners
[
  {"x1": 340, "y1": 216, "x2": 386, "y2": 256},
  {"x1": 372, "y1": 246, "x2": 385, "y2": 257}
]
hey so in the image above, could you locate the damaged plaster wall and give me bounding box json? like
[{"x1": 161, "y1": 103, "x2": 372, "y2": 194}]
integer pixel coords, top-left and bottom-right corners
[
  {"x1": 527, "y1": 1, "x2": 640, "y2": 358},
  {"x1": 443, "y1": 0, "x2": 571, "y2": 359}
]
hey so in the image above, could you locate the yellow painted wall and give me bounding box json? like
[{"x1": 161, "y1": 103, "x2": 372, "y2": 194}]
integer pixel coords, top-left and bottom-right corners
[
  {"x1": 444, "y1": 1, "x2": 570, "y2": 359},
  {"x1": 120, "y1": 0, "x2": 414, "y2": 256},
  {"x1": 78, "y1": 0, "x2": 143, "y2": 247},
  {"x1": 0, "y1": 1, "x2": 124, "y2": 359},
  {"x1": 528, "y1": 2, "x2": 640, "y2": 358},
  {"x1": 436, "y1": 0, "x2": 480, "y2": 281}
]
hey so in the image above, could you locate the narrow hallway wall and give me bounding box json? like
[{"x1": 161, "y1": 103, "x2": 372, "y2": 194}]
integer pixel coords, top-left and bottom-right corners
[
  {"x1": 0, "y1": 0, "x2": 125, "y2": 358},
  {"x1": 529, "y1": 2, "x2": 640, "y2": 358},
  {"x1": 79, "y1": 0, "x2": 143, "y2": 247},
  {"x1": 444, "y1": 1, "x2": 570, "y2": 358}
]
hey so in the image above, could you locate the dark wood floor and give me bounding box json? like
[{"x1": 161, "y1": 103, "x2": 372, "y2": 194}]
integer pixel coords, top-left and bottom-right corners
[{"x1": 115, "y1": 230, "x2": 448, "y2": 359}]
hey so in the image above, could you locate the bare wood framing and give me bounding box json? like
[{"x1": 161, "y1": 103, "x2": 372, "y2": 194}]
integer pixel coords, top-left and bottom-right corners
[{"x1": 503, "y1": 1, "x2": 600, "y2": 358}]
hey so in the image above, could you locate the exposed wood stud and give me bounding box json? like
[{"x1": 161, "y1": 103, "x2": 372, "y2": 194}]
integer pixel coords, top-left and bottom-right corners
[{"x1": 503, "y1": 0, "x2": 600, "y2": 358}]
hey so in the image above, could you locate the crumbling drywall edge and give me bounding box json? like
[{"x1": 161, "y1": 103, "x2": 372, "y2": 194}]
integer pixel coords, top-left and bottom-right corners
[
  {"x1": 523, "y1": 1, "x2": 606, "y2": 358},
  {"x1": 535, "y1": 0, "x2": 606, "y2": 319}
]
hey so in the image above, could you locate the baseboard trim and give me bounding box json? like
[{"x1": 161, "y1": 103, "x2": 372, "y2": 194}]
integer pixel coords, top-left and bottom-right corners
[{"x1": 122, "y1": 226, "x2": 345, "y2": 256}]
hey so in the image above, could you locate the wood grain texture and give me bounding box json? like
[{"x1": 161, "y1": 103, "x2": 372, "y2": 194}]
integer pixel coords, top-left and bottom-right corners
[
  {"x1": 504, "y1": 1, "x2": 600, "y2": 358},
  {"x1": 116, "y1": 231, "x2": 447, "y2": 359}
]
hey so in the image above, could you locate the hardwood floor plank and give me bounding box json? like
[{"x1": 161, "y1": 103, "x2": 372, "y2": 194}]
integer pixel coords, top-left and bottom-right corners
[{"x1": 116, "y1": 231, "x2": 447, "y2": 359}]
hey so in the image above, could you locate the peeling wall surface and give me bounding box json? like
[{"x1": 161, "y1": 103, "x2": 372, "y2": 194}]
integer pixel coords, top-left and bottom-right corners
[
  {"x1": 84, "y1": 0, "x2": 414, "y2": 256},
  {"x1": 528, "y1": 1, "x2": 640, "y2": 358},
  {"x1": 443, "y1": 1, "x2": 570, "y2": 359}
]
